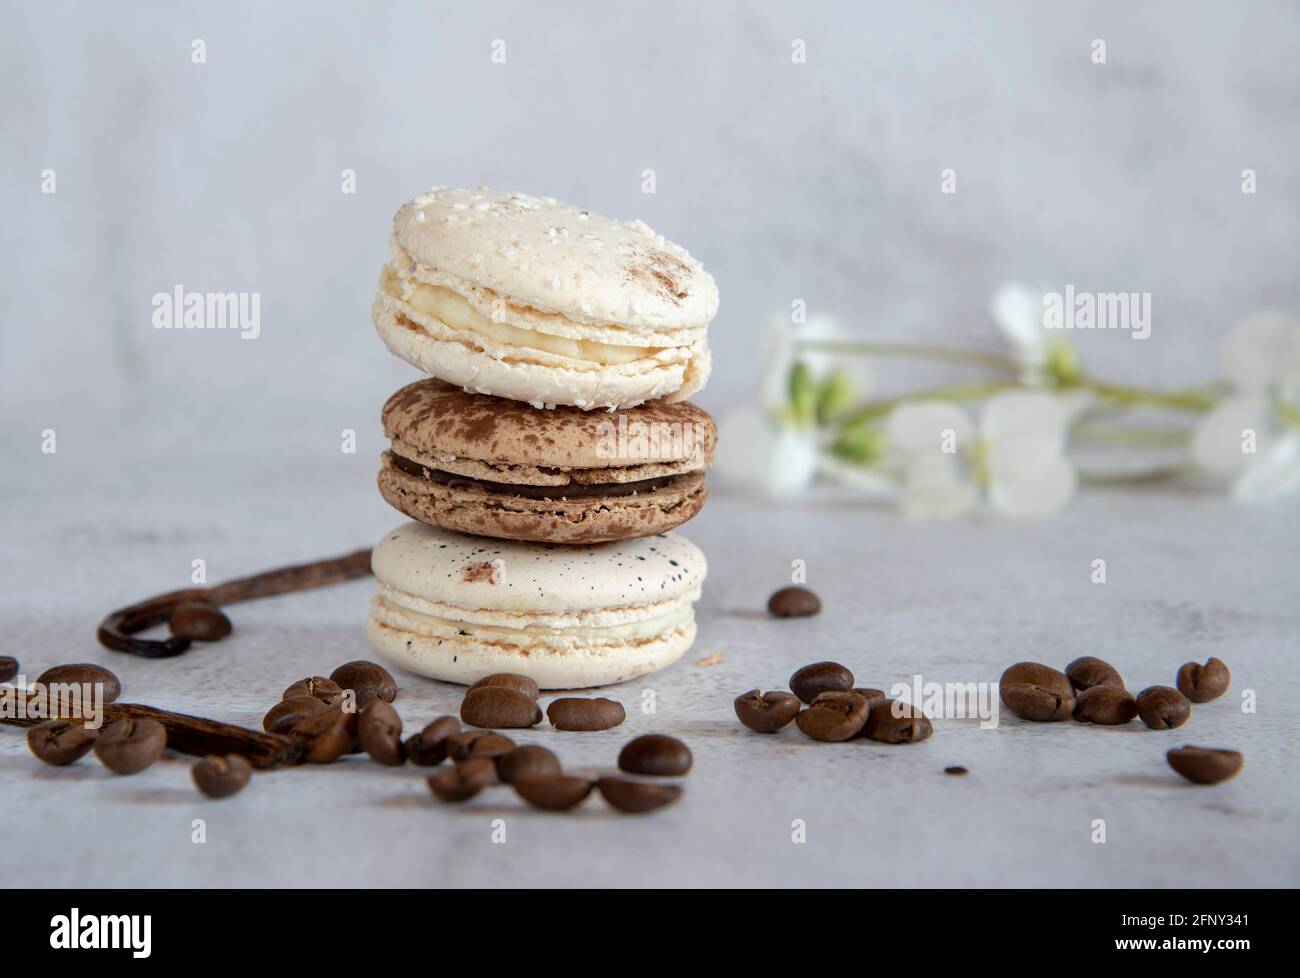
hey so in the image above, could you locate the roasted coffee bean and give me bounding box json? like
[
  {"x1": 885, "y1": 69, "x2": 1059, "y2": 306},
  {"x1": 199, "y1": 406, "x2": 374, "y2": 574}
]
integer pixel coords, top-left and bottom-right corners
[
  {"x1": 192, "y1": 754, "x2": 253, "y2": 798},
  {"x1": 767, "y1": 586, "x2": 822, "y2": 618},
  {"x1": 329, "y1": 660, "x2": 397, "y2": 707},
  {"x1": 999, "y1": 662, "x2": 1075, "y2": 721},
  {"x1": 1167, "y1": 746, "x2": 1243, "y2": 785},
  {"x1": 35, "y1": 663, "x2": 122, "y2": 704},
  {"x1": 446, "y1": 730, "x2": 516, "y2": 761},
  {"x1": 851, "y1": 687, "x2": 887, "y2": 704},
  {"x1": 496, "y1": 744, "x2": 561, "y2": 784},
  {"x1": 427, "y1": 757, "x2": 495, "y2": 802},
  {"x1": 863, "y1": 698, "x2": 934, "y2": 744},
  {"x1": 282, "y1": 677, "x2": 344, "y2": 706},
  {"x1": 597, "y1": 777, "x2": 683, "y2": 813},
  {"x1": 789, "y1": 661, "x2": 854, "y2": 703},
  {"x1": 263, "y1": 696, "x2": 331, "y2": 734},
  {"x1": 733, "y1": 689, "x2": 802, "y2": 733},
  {"x1": 944, "y1": 766, "x2": 968, "y2": 776},
  {"x1": 618, "y1": 734, "x2": 692, "y2": 776},
  {"x1": 93, "y1": 717, "x2": 167, "y2": 775},
  {"x1": 26, "y1": 719, "x2": 98, "y2": 765},
  {"x1": 168, "y1": 601, "x2": 232, "y2": 641},
  {"x1": 1072, "y1": 685, "x2": 1138, "y2": 725},
  {"x1": 468, "y1": 673, "x2": 540, "y2": 701},
  {"x1": 1176, "y1": 657, "x2": 1230, "y2": 703},
  {"x1": 546, "y1": 697, "x2": 625, "y2": 731},
  {"x1": 796, "y1": 691, "x2": 869, "y2": 742},
  {"x1": 1064, "y1": 656, "x2": 1125, "y2": 692},
  {"x1": 0, "y1": 656, "x2": 18, "y2": 683},
  {"x1": 289, "y1": 709, "x2": 352, "y2": 764},
  {"x1": 514, "y1": 774, "x2": 594, "y2": 811},
  {"x1": 404, "y1": 716, "x2": 460, "y2": 767},
  {"x1": 1136, "y1": 686, "x2": 1191, "y2": 730},
  {"x1": 358, "y1": 699, "x2": 405, "y2": 765},
  {"x1": 461, "y1": 686, "x2": 543, "y2": 729}
]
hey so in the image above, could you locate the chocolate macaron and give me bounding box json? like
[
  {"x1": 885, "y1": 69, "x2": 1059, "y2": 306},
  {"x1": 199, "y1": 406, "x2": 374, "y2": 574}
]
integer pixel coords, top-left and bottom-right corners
[{"x1": 378, "y1": 379, "x2": 716, "y2": 544}]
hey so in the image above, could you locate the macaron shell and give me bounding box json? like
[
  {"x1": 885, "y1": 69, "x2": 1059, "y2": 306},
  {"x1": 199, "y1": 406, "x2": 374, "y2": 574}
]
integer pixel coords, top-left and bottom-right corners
[
  {"x1": 381, "y1": 378, "x2": 717, "y2": 472},
  {"x1": 378, "y1": 458, "x2": 708, "y2": 544},
  {"x1": 365, "y1": 611, "x2": 696, "y2": 689},
  {"x1": 373, "y1": 290, "x2": 710, "y2": 410},
  {"x1": 370, "y1": 521, "x2": 707, "y2": 615},
  {"x1": 391, "y1": 187, "x2": 719, "y2": 333}
]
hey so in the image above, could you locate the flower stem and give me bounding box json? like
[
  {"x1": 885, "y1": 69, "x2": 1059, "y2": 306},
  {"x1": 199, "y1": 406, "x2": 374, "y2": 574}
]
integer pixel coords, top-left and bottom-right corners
[
  {"x1": 1081, "y1": 378, "x2": 1218, "y2": 412},
  {"x1": 795, "y1": 339, "x2": 1021, "y2": 374},
  {"x1": 1078, "y1": 465, "x2": 1194, "y2": 486},
  {"x1": 1070, "y1": 423, "x2": 1191, "y2": 448},
  {"x1": 840, "y1": 382, "x2": 1019, "y2": 425}
]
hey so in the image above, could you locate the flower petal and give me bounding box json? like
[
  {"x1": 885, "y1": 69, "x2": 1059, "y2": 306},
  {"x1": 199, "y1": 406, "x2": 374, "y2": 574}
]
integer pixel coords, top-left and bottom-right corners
[
  {"x1": 1190, "y1": 395, "x2": 1269, "y2": 473},
  {"x1": 990, "y1": 283, "x2": 1047, "y2": 362},
  {"x1": 1222, "y1": 312, "x2": 1300, "y2": 392},
  {"x1": 886, "y1": 401, "x2": 975, "y2": 457},
  {"x1": 989, "y1": 456, "x2": 1077, "y2": 518},
  {"x1": 1232, "y1": 434, "x2": 1300, "y2": 501},
  {"x1": 899, "y1": 455, "x2": 979, "y2": 518},
  {"x1": 714, "y1": 407, "x2": 820, "y2": 499}
]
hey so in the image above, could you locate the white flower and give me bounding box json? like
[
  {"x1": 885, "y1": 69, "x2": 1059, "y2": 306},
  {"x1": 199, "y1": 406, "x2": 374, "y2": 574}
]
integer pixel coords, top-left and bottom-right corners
[
  {"x1": 759, "y1": 313, "x2": 871, "y2": 418},
  {"x1": 714, "y1": 407, "x2": 820, "y2": 498},
  {"x1": 887, "y1": 391, "x2": 1077, "y2": 518},
  {"x1": 1191, "y1": 314, "x2": 1300, "y2": 500},
  {"x1": 991, "y1": 282, "x2": 1081, "y2": 388}
]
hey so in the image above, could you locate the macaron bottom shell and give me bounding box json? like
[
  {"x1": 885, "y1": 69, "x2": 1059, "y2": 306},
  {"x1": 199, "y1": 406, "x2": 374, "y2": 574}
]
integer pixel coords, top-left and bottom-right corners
[
  {"x1": 364, "y1": 609, "x2": 697, "y2": 689},
  {"x1": 377, "y1": 457, "x2": 708, "y2": 544}
]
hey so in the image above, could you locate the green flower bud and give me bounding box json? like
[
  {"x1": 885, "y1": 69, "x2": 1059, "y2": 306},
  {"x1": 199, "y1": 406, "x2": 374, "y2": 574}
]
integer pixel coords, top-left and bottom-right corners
[
  {"x1": 831, "y1": 420, "x2": 886, "y2": 464},
  {"x1": 1044, "y1": 340, "x2": 1082, "y2": 386},
  {"x1": 816, "y1": 370, "x2": 858, "y2": 423},
  {"x1": 789, "y1": 361, "x2": 816, "y2": 428}
]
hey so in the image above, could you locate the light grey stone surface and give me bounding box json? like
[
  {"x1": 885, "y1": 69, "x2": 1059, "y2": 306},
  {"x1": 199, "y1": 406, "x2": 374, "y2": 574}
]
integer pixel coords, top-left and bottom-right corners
[{"x1": 1, "y1": 444, "x2": 1296, "y2": 887}]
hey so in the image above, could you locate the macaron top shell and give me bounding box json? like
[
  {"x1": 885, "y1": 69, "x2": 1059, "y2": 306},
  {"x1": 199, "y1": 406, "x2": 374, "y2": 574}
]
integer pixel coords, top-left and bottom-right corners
[
  {"x1": 381, "y1": 379, "x2": 717, "y2": 476},
  {"x1": 390, "y1": 187, "x2": 718, "y2": 333},
  {"x1": 372, "y1": 522, "x2": 706, "y2": 616}
]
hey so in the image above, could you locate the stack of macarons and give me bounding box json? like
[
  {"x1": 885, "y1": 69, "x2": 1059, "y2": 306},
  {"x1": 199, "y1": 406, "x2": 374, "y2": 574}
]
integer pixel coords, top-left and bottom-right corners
[{"x1": 364, "y1": 187, "x2": 719, "y2": 690}]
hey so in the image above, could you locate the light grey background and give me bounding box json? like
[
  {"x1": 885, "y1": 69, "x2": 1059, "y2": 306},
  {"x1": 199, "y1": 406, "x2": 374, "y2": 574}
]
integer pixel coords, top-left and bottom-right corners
[{"x1": 1, "y1": 2, "x2": 1297, "y2": 889}]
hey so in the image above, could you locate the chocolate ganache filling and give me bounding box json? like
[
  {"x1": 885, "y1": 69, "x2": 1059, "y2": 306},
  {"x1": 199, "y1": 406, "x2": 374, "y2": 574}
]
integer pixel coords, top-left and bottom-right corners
[{"x1": 390, "y1": 453, "x2": 684, "y2": 500}]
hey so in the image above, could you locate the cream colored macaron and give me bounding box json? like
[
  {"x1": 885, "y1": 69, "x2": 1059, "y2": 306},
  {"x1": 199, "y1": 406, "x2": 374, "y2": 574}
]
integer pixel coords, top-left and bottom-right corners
[
  {"x1": 372, "y1": 186, "x2": 717, "y2": 410},
  {"x1": 365, "y1": 521, "x2": 707, "y2": 689}
]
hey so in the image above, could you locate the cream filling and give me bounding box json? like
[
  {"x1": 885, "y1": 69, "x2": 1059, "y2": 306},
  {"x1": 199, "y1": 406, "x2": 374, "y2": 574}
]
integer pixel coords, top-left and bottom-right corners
[
  {"x1": 375, "y1": 594, "x2": 693, "y2": 643},
  {"x1": 394, "y1": 275, "x2": 661, "y2": 366}
]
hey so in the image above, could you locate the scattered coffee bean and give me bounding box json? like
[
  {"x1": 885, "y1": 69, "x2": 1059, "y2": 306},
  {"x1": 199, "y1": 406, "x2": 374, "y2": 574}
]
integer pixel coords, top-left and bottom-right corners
[
  {"x1": 0, "y1": 656, "x2": 18, "y2": 683},
  {"x1": 289, "y1": 709, "x2": 352, "y2": 764},
  {"x1": 1136, "y1": 686, "x2": 1191, "y2": 730},
  {"x1": 767, "y1": 586, "x2": 822, "y2": 618},
  {"x1": 1167, "y1": 746, "x2": 1243, "y2": 785},
  {"x1": 514, "y1": 774, "x2": 594, "y2": 811},
  {"x1": 468, "y1": 673, "x2": 540, "y2": 701},
  {"x1": 1176, "y1": 657, "x2": 1230, "y2": 703},
  {"x1": 733, "y1": 689, "x2": 802, "y2": 733},
  {"x1": 263, "y1": 696, "x2": 331, "y2": 734},
  {"x1": 597, "y1": 777, "x2": 682, "y2": 813},
  {"x1": 496, "y1": 744, "x2": 561, "y2": 784},
  {"x1": 282, "y1": 677, "x2": 344, "y2": 706},
  {"x1": 863, "y1": 698, "x2": 934, "y2": 744},
  {"x1": 999, "y1": 662, "x2": 1075, "y2": 721},
  {"x1": 404, "y1": 716, "x2": 460, "y2": 767},
  {"x1": 851, "y1": 687, "x2": 887, "y2": 704},
  {"x1": 427, "y1": 757, "x2": 495, "y2": 802},
  {"x1": 1072, "y1": 685, "x2": 1138, "y2": 725},
  {"x1": 461, "y1": 686, "x2": 543, "y2": 729},
  {"x1": 192, "y1": 754, "x2": 253, "y2": 798},
  {"x1": 446, "y1": 730, "x2": 516, "y2": 761},
  {"x1": 168, "y1": 601, "x2": 232, "y2": 641},
  {"x1": 796, "y1": 691, "x2": 869, "y2": 742},
  {"x1": 944, "y1": 766, "x2": 968, "y2": 776},
  {"x1": 35, "y1": 663, "x2": 122, "y2": 704},
  {"x1": 26, "y1": 719, "x2": 98, "y2": 765},
  {"x1": 546, "y1": 697, "x2": 625, "y2": 731},
  {"x1": 1064, "y1": 656, "x2": 1124, "y2": 692},
  {"x1": 329, "y1": 660, "x2": 397, "y2": 708},
  {"x1": 618, "y1": 734, "x2": 692, "y2": 776},
  {"x1": 93, "y1": 717, "x2": 167, "y2": 775},
  {"x1": 358, "y1": 699, "x2": 405, "y2": 765},
  {"x1": 789, "y1": 661, "x2": 854, "y2": 703}
]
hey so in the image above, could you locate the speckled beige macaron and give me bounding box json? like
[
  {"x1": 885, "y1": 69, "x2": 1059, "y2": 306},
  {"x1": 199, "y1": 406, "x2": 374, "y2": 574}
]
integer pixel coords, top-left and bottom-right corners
[
  {"x1": 377, "y1": 378, "x2": 716, "y2": 544},
  {"x1": 371, "y1": 186, "x2": 717, "y2": 410},
  {"x1": 365, "y1": 521, "x2": 707, "y2": 689}
]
